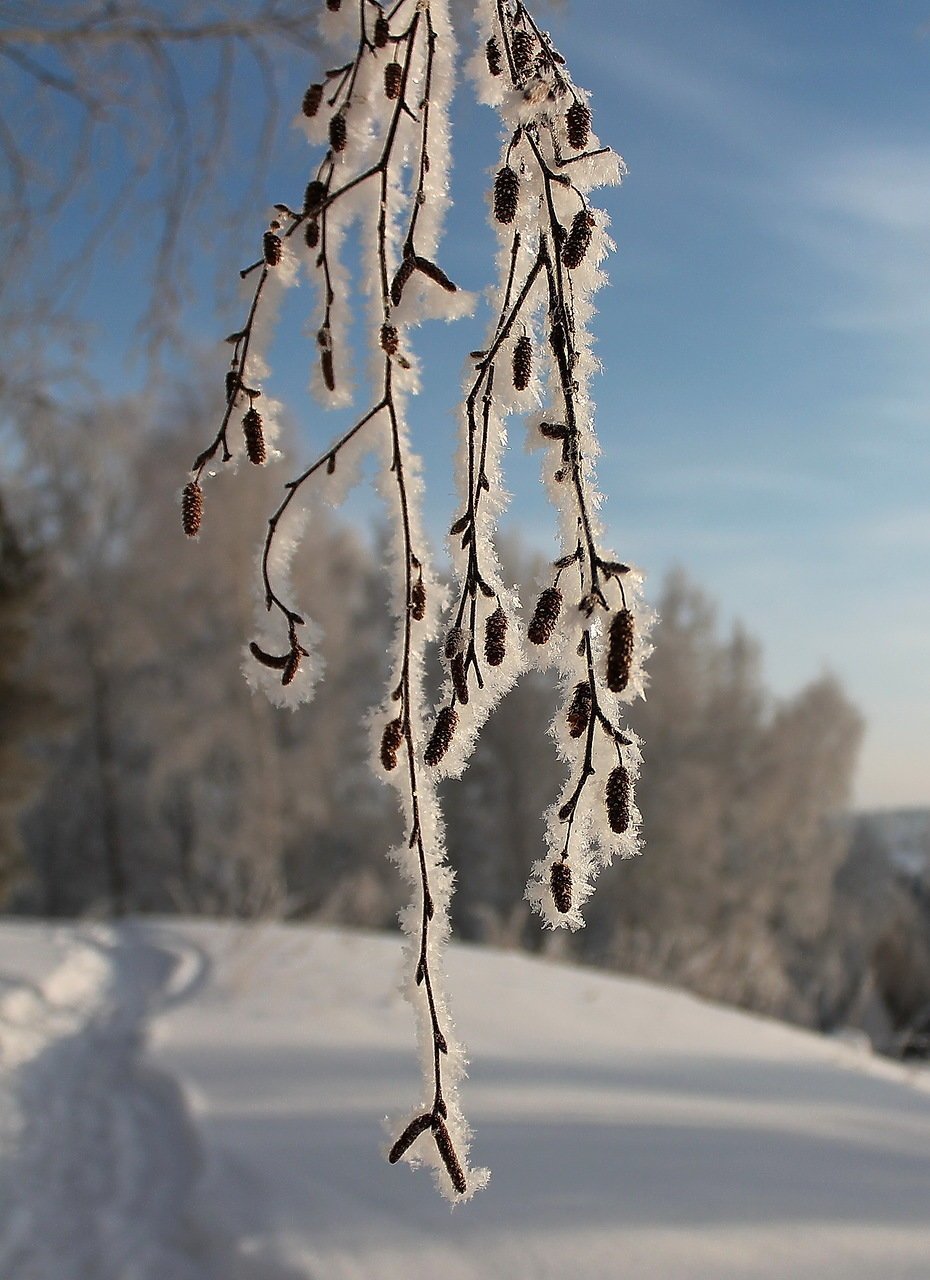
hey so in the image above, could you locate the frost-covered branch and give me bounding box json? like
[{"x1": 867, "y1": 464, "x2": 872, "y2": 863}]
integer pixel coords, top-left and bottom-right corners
[
  {"x1": 470, "y1": 0, "x2": 651, "y2": 927},
  {"x1": 183, "y1": 0, "x2": 483, "y2": 1202},
  {"x1": 180, "y1": 0, "x2": 645, "y2": 1201}
]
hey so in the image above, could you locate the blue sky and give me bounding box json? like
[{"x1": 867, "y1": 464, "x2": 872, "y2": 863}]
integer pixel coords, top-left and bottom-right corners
[{"x1": 46, "y1": 1, "x2": 930, "y2": 808}]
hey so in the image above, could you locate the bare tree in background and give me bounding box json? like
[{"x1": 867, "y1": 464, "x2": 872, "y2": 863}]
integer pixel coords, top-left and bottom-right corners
[
  {"x1": 589, "y1": 570, "x2": 864, "y2": 1025},
  {"x1": 0, "y1": 1, "x2": 330, "y2": 369}
]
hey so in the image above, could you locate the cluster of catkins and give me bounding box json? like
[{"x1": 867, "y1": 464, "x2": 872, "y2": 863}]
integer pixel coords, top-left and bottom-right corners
[{"x1": 181, "y1": 0, "x2": 649, "y2": 1202}]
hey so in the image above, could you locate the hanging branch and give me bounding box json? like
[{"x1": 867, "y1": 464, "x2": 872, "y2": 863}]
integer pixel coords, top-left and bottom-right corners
[
  {"x1": 182, "y1": 0, "x2": 484, "y2": 1202},
  {"x1": 180, "y1": 0, "x2": 647, "y2": 1201},
  {"x1": 471, "y1": 0, "x2": 652, "y2": 927}
]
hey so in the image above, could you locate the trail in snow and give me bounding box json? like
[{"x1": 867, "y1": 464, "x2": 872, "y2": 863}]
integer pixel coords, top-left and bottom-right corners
[{"x1": 0, "y1": 925, "x2": 209, "y2": 1280}]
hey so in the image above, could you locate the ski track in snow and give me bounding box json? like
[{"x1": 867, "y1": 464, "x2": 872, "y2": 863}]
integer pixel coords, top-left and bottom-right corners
[
  {"x1": 0, "y1": 922, "x2": 300, "y2": 1280},
  {"x1": 3, "y1": 919, "x2": 930, "y2": 1279},
  {"x1": 0, "y1": 924, "x2": 209, "y2": 1280}
]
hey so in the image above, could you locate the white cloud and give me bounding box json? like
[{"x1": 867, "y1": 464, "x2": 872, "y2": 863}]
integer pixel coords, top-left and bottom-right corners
[
  {"x1": 807, "y1": 147, "x2": 930, "y2": 232},
  {"x1": 776, "y1": 144, "x2": 930, "y2": 337}
]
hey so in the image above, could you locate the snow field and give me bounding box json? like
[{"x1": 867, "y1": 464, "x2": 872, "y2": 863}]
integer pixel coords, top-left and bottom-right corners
[{"x1": 3, "y1": 919, "x2": 930, "y2": 1278}]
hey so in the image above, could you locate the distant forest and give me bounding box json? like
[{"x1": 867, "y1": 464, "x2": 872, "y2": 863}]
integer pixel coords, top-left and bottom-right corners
[{"x1": 2, "y1": 396, "x2": 929, "y2": 1054}]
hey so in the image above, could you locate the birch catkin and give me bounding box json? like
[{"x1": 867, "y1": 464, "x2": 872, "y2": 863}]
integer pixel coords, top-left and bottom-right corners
[
  {"x1": 550, "y1": 861, "x2": 572, "y2": 913},
  {"x1": 494, "y1": 166, "x2": 519, "y2": 224},
  {"x1": 606, "y1": 764, "x2": 631, "y2": 833},
  {"x1": 528, "y1": 587, "x2": 562, "y2": 644},
  {"x1": 181, "y1": 481, "x2": 203, "y2": 537},
  {"x1": 606, "y1": 609, "x2": 635, "y2": 693}
]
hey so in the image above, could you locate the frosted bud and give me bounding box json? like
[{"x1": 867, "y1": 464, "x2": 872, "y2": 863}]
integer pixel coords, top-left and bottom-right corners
[
  {"x1": 451, "y1": 653, "x2": 469, "y2": 705},
  {"x1": 304, "y1": 180, "x2": 327, "y2": 215},
  {"x1": 566, "y1": 681, "x2": 592, "y2": 738},
  {"x1": 494, "y1": 166, "x2": 519, "y2": 224},
  {"x1": 242, "y1": 407, "x2": 266, "y2": 465},
  {"x1": 432, "y1": 1117, "x2": 466, "y2": 1195},
  {"x1": 181, "y1": 481, "x2": 203, "y2": 537},
  {"x1": 512, "y1": 30, "x2": 534, "y2": 77},
  {"x1": 606, "y1": 765, "x2": 631, "y2": 833},
  {"x1": 606, "y1": 609, "x2": 634, "y2": 693},
  {"x1": 512, "y1": 334, "x2": 532, "y2": 390},
  {"x1": 444, "y1": 626, "x2": 469, "y2": 660},
  {"x1": 484, "y1": 606, "x2": 507, "y2": 667},
  {"x1": 302, "y1": 84, "x2": 324, "y2": 118},
  {"x1": 528, "y1": 587, "x2": 562, "y2": 644},
  {"x1": 425, "y1": 706, "x2": 457, "y2": 766},
  {"x1": 566, "y1": 100, "x2": 591, "y2": 150},
  {"x1": 263, "y1": 231, "x2": 282, "y2": 266},
  {"x1": 385, "y1": 61, "x2": 403, "y2": 99},
  {"x1": 550, "y1": 861, "x2": 572, "y2": 913},
  {"x1": 410, "y1": 576, "x2": 426, "y2": 621},
  {"x1": 329, "y1": 112, "x2": 348, "y2": 153},
  {"x1": 380, "y1": 718, "x2": 404, "y2": 770},
  {"x1": 562, "y1": 210, "x2": 595, "y2": 270}
]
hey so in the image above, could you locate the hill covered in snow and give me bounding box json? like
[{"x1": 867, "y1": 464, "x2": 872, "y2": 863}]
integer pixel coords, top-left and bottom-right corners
[{"x1": 2, "y1": 919, "x2": 930, "y2": 1279}]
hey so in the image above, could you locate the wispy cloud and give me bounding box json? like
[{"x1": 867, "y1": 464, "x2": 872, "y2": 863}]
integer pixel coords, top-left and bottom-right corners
[
  {"x1": 642, "y1": 461, "x2": 826, "y2": 502},
  {"x1": 777, "y1": 144, "x2": 930, "y2": 336},
  {"x1": 807, "y1": 146, "x2": 930, "y2": 232}
]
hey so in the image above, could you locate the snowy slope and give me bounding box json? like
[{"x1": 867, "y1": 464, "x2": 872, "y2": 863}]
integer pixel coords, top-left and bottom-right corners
[{"x1": 2, "y1": 920, "x2": 930, "y2": 1280}]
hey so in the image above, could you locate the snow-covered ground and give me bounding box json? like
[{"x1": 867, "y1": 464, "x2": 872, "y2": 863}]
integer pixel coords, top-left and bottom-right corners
[{"x1": 2, "y1": 920, "x2": 930, "y2": 1279}]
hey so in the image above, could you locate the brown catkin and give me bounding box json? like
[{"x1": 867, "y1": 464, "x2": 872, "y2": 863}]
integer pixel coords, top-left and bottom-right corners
[
  {"x1": 374, "y1": 14, "x2": 390, "y2": 47},
  {"x1": 486, "y1": 35, "x2": 502, "y2": 76},
  {"x1": 242, "y1": 407, "x2": 266, "y2": 465},
  {"x1": 444, "y1": 626, "x2": 468, "y2": 660},
  {"x1": 380, "y1": 323, "x2": 399, "y2": 355},
  {"x1": 225, "y1": 370, "x2": 240, "y2": 404},
  {"x1": 432, "y1": 1118, "x2": 467, "y2": 1195},
  {"x1": 528, "y1": 587, "x2": 562, "y2": 645},
  {"x1": 181, "y1": 481, "x2": 203, "y2": 537},
  {"x1": 380, "y1": 718, "x2": 404, "y2": 770},
  {"x1": 414, "y1": 256, "x2": 457, "y2": 293},
  {"x1": 512, "y1": 29, "x2": 534, "y2": 77},
  {"x1": 281, "y1": 648, "x2": 301, "y2": 686},
  {"x1": 451, "y1": 653, "x2": 469, "y2": 706},
  {"x1": 329, "y1": 112, "x2": 347, "y2": 152},
  {"x1": 493, "y1": 165, "x2": 519, "y2": 224},
  {"x1": 606, "y1": 608, "x2": 635, "y2": 693},
  {"x1": 562, "y1": 209, "x2": 595, "y2": 270},
  {"x1": 484, "y1": 606, "x2": 507, "y2": 667},
  {"x1": 566, "y1": 100, "x2": 591, "y2": 150},
  {"x1": 326, "y1": 0, "x2": 341, "y2": 10},
  {"x1": 249, "y1": 642, "x2": 289, "y2": 670},
  {"x1": 304, "y1": 179, "x2": 326, "y2": 214},
  {"x1": 320, "y1": 349, "x2": 335, "y2": 392},
  {"x1": 384, "y1": 60, "x2": 403, "y2": 99},
  {"x1": 567, "y1": 680, "x2": 592, "y2": 738},
  {"x1": 262, "y1": 231, "x2": 282, "y2": 266},
  {"x1": 388, "y1": 1113, "x2": 433, "y2": 1164},
  {"x1": 606, "y1": 764, "x2": 631, "y2": 834},
  {"x1": 302, "y1": 83, "x2": 324, "y2": 118},
  {"x1": 512, "y1": 334, "x2": 532, "y2": 390},
  {"x1": 410, "y1": 576, "x2": 426, "y2": 621},
  {"x1": 550, "y1": 861, "x2": 572, "y2": 913},
  {"x1": 305, "y1": 219, "x2": 319, "y2": 249},
  {"x1": 390, "y1": 255, "x2": 416, "y2": 305},
  {"x1": 425, "y1": 706, "x2": 457, "y2": 767}
]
